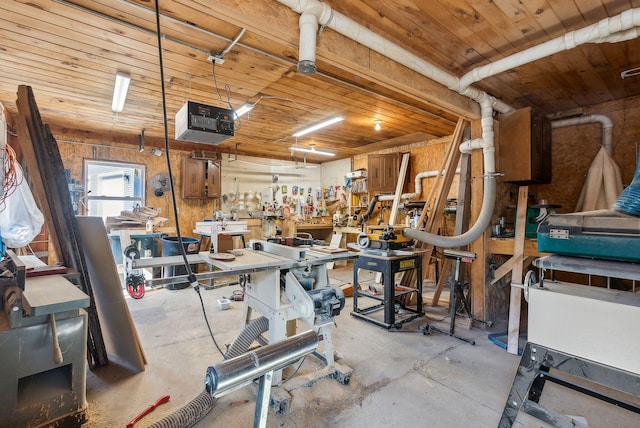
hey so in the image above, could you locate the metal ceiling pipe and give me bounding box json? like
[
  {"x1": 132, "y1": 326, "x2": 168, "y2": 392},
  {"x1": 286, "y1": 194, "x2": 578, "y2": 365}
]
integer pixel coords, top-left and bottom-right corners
[
  {"x1": 551, "y1": 114, "x2": 613, "y2": 155},
  {"x1": 459, "y1": 8, "x2": 640, "y2": 91}
]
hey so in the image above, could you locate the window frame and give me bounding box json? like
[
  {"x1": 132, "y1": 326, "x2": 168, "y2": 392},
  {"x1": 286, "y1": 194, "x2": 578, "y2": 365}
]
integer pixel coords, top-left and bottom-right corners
[{"x1": 83, "y1": 159, "x2": 145, "y2": 218}]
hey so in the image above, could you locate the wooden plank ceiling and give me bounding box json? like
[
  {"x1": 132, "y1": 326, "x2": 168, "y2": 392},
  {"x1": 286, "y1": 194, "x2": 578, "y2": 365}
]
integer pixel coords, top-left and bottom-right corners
[{"x1": 1, "y1": 0, "x2": 639, "y2": 162}]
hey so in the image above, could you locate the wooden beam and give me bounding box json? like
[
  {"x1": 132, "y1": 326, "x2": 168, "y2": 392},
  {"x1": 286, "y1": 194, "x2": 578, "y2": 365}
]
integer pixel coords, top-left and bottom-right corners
[
  {"x1": 491, "y1": 256, "x2": 536, "y2": 286},
  {"x1": 355, "y1": 132, "x2": 435, "y2": 154},
  {"x1": 389, "y1": 153, "x2": 410, "y2": 225},
  {"x1": 16, "y1": 85, "x2": 108, "y2": 367},
  {"x1": 194, "y1": 0, "x2": 480, "y2": 120},
  {"x1": 487, "y1": 238, "x2": 548, "y2": 257},
  {"x1": 468, "y1": 117, "x2": 497, "y2": 322},
  {"x1": 507, "y1": 186, "x2": 529, "y2": 354}
]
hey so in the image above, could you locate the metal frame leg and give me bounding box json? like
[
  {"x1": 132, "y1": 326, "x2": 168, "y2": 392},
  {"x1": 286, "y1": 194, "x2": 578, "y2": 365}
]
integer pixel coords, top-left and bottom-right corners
[
  {"x1": 313, "y1": 324, "x2": 335, "y2": 367},
  {"x1": 254, "y1": 370, "x2": 274, "y2": 428},
  {"x1": 499, "y1": 342, "x2": 640, "y2": 427}
]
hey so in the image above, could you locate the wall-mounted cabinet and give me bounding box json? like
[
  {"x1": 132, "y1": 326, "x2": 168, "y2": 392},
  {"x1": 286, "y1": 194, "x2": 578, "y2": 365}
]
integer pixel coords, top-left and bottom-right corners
[
  {"x1": 497, "y1": 107, "x2": 551, "y2": 185},
  {"x1": 368, "y1": 153, "x2": 399, "y2": 192},
  {"x1": 181, "y1": 156, "x2": 221, "y2": 199}
]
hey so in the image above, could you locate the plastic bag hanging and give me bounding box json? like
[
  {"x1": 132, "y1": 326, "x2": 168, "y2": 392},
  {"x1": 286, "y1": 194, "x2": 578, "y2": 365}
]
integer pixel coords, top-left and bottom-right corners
[{"x1": 0, "y1": 163, "x2": 44, "y2": 248}]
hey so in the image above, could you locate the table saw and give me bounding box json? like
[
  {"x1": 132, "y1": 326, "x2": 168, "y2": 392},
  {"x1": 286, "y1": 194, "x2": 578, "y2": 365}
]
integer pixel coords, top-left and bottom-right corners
[{"x1": 200, "y1": 239, "x2": 357, "y2": 384}]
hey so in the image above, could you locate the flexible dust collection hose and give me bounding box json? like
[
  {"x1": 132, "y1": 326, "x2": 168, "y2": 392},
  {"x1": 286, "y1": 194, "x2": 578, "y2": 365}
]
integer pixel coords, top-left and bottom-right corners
[
  {"x1": 357, "y1": 194, "x2": 380, "y2": 225},
  {"x1": 148, "y1": 317, "x2": 270, "y2": 428}
]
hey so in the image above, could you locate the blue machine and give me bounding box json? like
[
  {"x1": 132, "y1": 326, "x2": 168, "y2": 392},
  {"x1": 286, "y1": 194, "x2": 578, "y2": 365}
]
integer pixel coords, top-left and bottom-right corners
[{"x1": 537, "y1": 209, "x2": 640, "y2": 262}]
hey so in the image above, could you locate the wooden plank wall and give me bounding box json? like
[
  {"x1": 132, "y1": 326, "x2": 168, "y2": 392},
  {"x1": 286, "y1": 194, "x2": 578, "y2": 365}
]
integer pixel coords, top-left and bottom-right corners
[
  {"x1": 352, "y1": 134, "x2": 460, "y2": 235},
  {"x1": 57, "y1": 141, "x2": 214, "y2": 244}
]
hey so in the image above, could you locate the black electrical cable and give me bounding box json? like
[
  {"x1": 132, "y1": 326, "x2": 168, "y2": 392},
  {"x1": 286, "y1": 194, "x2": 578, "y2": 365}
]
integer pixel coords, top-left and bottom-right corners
[
  {"x1": 211, "y1": 61, "x2": 223, "y2": 102},
  {"x1": 280, "y1": 355, "x2": 307, "y2": 385},
  {"x1": 153, "y1": 0, "x2": 224, "y2": 358}
]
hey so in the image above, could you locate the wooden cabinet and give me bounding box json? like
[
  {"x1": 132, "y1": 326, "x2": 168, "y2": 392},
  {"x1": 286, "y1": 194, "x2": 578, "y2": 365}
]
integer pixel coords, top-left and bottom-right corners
[
  {"x1": 497, "y1": 107, "x2": 551, "y2": 184},
  {"x1": 368, "y1": 153, "x2": 399, "y2": 192},
  {"x1": 181, "y1": 156, "x2": 221, "y2": 199}
]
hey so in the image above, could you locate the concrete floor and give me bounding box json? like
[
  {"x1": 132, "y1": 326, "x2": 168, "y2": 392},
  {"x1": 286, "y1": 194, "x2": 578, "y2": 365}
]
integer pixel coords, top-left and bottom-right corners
[{"x1": 84, "y1": 264, "x2": 639, "y2": 428}]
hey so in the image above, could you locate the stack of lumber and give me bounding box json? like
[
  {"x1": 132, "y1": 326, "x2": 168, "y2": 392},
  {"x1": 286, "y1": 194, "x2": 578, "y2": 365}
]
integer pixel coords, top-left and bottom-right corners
[{"x1": 106, "y1": 206, "x2": 168, "y2": 231}]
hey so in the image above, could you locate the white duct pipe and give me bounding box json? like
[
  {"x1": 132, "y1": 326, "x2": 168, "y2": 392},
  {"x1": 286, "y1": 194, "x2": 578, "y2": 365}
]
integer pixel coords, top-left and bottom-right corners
[
  {"x1": 459, "y1": 9, "x2": 640, "y2": 91},
  {"x1": 377, "y1": 168, "x2": 461, "y2": 201},
  {"x1": 277, "y1": 0, "x2": 511, "y2": 113},
  {"x1": 277, "y1": 0, "x2": 499, "y2": 247},
  {"x1": 275, "y1": 0, "x2": 640, "y2": 247},
  {"x1": 551, "y1": 114, "x2": 613, "y2": 154},
  {"x1": 296, "y1": 2, "x2": 332, "y2": 75},
  {"x1": 404, "y1": 99, "x2": 497, "y2": 248}
]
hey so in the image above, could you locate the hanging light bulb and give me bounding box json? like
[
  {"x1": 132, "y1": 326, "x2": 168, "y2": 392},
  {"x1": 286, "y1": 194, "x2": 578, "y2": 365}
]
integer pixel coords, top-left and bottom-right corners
[{"x1": 374, "y1": 120, "x2": 382, "y2": 131}]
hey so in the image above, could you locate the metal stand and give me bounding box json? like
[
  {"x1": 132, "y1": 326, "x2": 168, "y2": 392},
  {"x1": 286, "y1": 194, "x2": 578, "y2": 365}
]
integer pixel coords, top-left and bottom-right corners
[
  {"x1": 424, "y1": 249, "x2": 490, "y2": 345},
  {"x1": 499, "y1": 342, "x2": 640, "y2": 427},
  {"x1": 351, "y1": 250, "x2": 424, "y2": 329},
  {"x1": 205, "y1": 330, "x2": 318, "y2": 428}
]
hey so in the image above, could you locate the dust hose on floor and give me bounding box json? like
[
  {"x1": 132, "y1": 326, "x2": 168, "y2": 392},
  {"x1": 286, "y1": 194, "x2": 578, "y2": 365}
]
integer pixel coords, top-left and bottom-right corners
[
  {"x1": 148, "y1": 317, "x2": 270, "y2": 427},
  {"x1": 148, "y1": 390, "x2": 216, "y2": 428}
]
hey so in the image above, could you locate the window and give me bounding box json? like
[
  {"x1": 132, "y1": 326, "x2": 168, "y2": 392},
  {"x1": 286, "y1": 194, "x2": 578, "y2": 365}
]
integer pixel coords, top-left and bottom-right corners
[{"x1": 84, "y1": 160, "x2": 144, "y2": 219}]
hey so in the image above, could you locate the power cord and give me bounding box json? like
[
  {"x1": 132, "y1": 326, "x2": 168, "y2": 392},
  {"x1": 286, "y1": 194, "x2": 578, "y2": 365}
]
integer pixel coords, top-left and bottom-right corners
[{"x1": 153, "y1": 0, "x2": 224, "y2": 358}]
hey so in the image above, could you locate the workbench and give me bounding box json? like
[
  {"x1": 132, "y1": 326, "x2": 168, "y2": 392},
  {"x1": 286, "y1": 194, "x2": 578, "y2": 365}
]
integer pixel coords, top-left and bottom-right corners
[
  {"x1": 193, "y1": 220, "x2": 250, "y2": 253},
  {"x1": 351, "y1": 250, "x2": 424, "y2": 329}
]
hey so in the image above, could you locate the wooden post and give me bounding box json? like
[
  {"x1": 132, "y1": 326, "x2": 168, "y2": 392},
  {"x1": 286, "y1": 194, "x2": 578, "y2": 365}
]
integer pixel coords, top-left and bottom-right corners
[
  {"x1": 401, "y1": 118, "x2": 467, "y2": 301},
  {"x1": 507, "y1": 186, "x2": 529, "y2": 354}
]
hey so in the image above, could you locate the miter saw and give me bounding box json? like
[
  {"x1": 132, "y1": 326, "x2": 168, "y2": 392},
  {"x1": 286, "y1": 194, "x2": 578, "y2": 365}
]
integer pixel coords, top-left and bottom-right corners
[{"x1": 356, "y1": 224, "x2": 414, "y2": 253}]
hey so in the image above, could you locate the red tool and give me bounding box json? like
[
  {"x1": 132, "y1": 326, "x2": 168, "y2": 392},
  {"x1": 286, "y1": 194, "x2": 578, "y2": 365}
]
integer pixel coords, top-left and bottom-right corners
[{"x1": 126, "y1": 395, "x2": 170, "y2": 428}]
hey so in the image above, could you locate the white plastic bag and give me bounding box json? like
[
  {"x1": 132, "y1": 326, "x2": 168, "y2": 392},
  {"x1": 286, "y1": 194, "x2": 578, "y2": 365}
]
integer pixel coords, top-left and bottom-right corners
[{"x1": 0, "y1": 166, "x2": 44, "y2": 248}]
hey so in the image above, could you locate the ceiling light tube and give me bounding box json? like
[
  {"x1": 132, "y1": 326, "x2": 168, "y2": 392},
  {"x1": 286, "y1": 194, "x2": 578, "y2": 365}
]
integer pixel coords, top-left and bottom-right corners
[
  {"x1": 234, "y1": 103, "x2": 254, "y2": 119},
  {"x1": 289, "y1": 146, "x2": 335, "y2": 157},
  {"x1": 111, "y1": 72, "x2": 131, "y2": 113},
  {"x1": 292, "y1": 115, "x2": 344, "y2": 137}
]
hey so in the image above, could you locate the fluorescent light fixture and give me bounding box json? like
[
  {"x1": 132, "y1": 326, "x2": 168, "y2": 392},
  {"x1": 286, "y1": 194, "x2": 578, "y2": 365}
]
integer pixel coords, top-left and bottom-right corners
[
  {"x1": 292, "y1": 115, "x2": 344, "y2": 137},
  {"x1": 111, "y1": 72, "x2": 131, "y2": 113},
  {"x1": 234, "y1": 103, "x2": 254, "y2": 119},
  {"x1": 289, "y1": 145, "x2": 335, "y2": 157}
]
